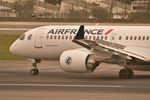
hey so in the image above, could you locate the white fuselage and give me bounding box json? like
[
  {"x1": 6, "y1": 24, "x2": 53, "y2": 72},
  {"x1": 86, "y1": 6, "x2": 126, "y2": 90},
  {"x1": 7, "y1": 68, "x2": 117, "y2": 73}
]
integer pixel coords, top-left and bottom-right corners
[{"x1": 10, "y1": 25, "x2": 150, "y2": 61}]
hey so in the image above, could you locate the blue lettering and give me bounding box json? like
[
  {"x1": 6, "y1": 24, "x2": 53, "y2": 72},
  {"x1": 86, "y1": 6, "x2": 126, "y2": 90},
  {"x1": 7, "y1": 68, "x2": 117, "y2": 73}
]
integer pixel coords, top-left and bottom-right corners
[{"x1": 47, "y1": 28, "x2": 105, "y2": 35}]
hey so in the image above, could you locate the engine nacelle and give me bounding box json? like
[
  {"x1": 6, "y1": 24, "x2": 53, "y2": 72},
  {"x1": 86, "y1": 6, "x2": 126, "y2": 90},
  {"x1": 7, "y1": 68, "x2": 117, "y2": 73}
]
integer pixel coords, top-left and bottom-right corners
[{"x1": 60, "y1": 50, "x2": 97, "y2": 73}]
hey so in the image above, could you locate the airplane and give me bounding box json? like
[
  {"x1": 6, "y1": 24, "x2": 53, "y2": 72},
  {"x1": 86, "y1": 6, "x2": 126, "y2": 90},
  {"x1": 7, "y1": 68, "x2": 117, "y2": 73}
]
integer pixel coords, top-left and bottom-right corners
[{"x1": 9, "y1": 25, "x2": 150, "y2": 79}]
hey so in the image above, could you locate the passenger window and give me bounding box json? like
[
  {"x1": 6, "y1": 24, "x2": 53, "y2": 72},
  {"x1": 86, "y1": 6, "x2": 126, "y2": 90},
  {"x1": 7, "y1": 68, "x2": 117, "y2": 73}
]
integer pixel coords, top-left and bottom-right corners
[
  {"x1": 97, "y1": 36, "x2": 100, "y2": 39},
  {"x1": 101, "y1": 36, "x2": 103, "y2": 40},
  {"x1": 46, "y1": 35, "x2": 49, "y2": 39},
  {"x1": 65, "y1": 36, "x2": 68, "y2": 40},
  {"x1": 143, "y1": 36, "x2": 145, "y2": 40},
  {"x1": 130, "y1": 36, "x2": 133, "y2": 40},
  {"x1": 54, "y1": 36, "x2": 57, "y2": 39},
  {"x1": 19, "y1": 34, "x2": 25, "y2": 40},
  {"x1": 139, "y1": 36, "x2": 141, "y2": 40},
  {"x1": 119, "y1": 36, "x2": 122, "y2": 40},
  {"x1": 134, "y1": 36, "x2": 137, "y2": 40},
  {"x1": 105, "y1": 36, "x2": 107, "y2": 40},
  {"x1": 50, "y1": 35, "x2": 53, "y2": 39},
  {"x1": 93, "y1": 36, "x2": 96, "y2": 40},
  {"x1": 126, "y1": 36, "x2": 128, "y2": 40},
  {"x1": 70, "y1": 36, "x2": 72, "y2": 40},
  {"x1": 58, "y1": 35, "x2": 60, "y2": 40},
  {"x1": 62, "y1": 36, "x2": 64, "y2": 40},
  {"x1": 85, "y1": 36, "x2": 88, "y2": 39},
  {"x1": 147, "y1": 36, "x2": 149, "y2": 40},
  {"x1": 89, "y1": 36, "x2": 91, "y2": 40}
]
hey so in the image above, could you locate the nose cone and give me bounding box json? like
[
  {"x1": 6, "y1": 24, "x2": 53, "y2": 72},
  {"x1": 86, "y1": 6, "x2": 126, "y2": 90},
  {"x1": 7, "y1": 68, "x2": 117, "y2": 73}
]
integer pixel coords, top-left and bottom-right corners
[{"x1": 9, "y1": 41, "x2": 17, "y2": 55}]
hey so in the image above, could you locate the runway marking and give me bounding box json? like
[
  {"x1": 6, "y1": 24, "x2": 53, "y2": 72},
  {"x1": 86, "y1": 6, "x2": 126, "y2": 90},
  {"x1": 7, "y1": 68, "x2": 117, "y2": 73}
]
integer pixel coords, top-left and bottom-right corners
[
  {"x1": 0, "y1": 84, "x2": 124, "y2": 88},
  {"x1": 0, "y1": 28, "x2": 30, "y2": 31}
]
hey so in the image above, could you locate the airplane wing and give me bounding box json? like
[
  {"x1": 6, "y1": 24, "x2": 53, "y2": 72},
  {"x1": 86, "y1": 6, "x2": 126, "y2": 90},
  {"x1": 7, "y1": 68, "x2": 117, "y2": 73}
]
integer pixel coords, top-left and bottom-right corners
[
  {"x1": 73, "y1": 25, "x2": 98, "y2": 50},
  {"x1": 73, "y1": 25, "x2": 150, "y2": 62}
]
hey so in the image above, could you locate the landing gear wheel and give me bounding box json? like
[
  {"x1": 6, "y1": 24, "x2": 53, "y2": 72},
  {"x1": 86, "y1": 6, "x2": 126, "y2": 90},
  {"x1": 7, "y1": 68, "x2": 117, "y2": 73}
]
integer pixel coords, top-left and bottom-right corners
[
  {"x1": 30, "y1": 59, "x2": 41, "y2": 75},
  {"x1": 30, "y1": 69, "x2": 39, "y2": 75},
  {"x1": 119, "y1": 68, "x2": 134, "y2": 79}
]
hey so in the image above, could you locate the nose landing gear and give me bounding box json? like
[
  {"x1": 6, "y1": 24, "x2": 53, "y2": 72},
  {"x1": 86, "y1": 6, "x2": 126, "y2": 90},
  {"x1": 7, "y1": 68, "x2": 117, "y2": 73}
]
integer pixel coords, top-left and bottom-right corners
[
  {"x1": 29, "y1": 59, "x2": 41, "y2": 75},
  {"x1": 30, "y1": 63, "x2": 39, "y2": 75}
]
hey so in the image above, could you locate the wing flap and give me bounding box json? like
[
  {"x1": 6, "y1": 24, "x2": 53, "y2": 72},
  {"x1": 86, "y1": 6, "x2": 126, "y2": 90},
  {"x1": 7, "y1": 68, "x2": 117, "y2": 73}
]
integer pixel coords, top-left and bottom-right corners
[{"x1": 95, "y1": 39, "x2": 148, "y2": 61}]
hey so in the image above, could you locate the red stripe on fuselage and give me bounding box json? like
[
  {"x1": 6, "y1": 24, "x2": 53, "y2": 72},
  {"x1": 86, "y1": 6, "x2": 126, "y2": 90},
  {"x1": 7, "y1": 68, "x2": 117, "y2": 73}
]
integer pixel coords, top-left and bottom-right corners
[{"x1": 104, "y1": 29, "x2": 113, "y2": 35}]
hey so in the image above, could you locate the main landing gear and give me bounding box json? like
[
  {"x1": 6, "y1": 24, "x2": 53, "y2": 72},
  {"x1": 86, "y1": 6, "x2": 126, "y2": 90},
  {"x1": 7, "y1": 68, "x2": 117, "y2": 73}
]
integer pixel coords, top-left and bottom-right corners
[
  {"x1": 29, "y1": 59, "x2": 41, "y2": 75},
  {"x1": 119, "y1": 60, "x2": 134, "y2": 79}
]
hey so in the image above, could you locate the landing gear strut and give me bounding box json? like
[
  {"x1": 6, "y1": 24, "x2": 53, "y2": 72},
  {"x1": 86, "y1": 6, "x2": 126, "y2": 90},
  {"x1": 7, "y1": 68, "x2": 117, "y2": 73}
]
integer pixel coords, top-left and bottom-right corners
[
  {"x1": 29, "y1": 59, "x2": 41, "y2": 75},
  {"x1": 119, "y1": 60, "x2": 134, "y2": 79}
]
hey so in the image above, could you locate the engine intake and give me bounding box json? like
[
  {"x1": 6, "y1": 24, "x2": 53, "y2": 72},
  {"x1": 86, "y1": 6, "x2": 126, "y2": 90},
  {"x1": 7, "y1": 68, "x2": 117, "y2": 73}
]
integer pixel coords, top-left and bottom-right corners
[{"x1": 60, "y1": 50, "x2": 97, "y2": 73}]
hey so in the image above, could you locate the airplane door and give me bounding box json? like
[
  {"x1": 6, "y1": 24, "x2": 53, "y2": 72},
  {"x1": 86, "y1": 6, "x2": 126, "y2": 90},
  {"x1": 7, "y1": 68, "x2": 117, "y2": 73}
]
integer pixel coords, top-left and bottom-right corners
[{"x1": 34, "y1": 28, "x2": 44, "y2": 48}]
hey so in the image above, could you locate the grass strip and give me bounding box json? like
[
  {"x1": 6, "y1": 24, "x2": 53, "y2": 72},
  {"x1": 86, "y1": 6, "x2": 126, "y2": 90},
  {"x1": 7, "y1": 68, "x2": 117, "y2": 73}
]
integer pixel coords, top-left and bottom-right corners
[{"x1": 0, "y1": 34, "x2": 25, "y2": 60}]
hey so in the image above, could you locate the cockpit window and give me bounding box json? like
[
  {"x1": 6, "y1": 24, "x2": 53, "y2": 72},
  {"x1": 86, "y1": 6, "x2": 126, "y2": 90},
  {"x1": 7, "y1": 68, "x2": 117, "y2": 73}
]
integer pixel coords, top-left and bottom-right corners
[
  {"x1": 19, "y1": 34, "x2": 25, "y2": 40},
  {"x1": 28, "y1": 34, "x2": 32, "y2": 40}
]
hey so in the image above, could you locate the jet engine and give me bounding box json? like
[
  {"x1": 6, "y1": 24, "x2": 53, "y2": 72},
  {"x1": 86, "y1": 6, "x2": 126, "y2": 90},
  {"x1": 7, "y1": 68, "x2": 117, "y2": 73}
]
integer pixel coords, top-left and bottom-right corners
[{"x1": 60, "y1": 50, "x2": 97, "y2": 73}]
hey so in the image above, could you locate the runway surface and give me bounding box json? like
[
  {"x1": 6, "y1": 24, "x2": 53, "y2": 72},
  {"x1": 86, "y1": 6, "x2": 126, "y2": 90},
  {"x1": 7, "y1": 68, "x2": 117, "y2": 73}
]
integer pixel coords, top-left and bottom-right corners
[{"x1": 0, "y1": 61, "x2": 150, "y2": 100}]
